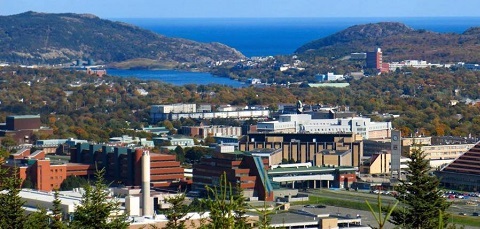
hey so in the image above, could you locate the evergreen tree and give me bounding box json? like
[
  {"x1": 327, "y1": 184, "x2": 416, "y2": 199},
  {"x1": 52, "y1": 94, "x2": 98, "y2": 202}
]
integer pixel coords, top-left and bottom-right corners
[
  {"x1": 188, "y1": 197, "x2": 207, "y2": 212},
  {"x1": 60, "y1": 175, "x2": 88, "y2": 191},
  {"x1": 51, "y1": 189, "x2": 67, "y2": 229},
  {"x1": 70, "y1": 169, "x2": 129, "y2": 229},
  {"x1": 0, "y1": 168, "x2": 27, "y2": 229},
  {"x1": 24, "y1": 208, "x2": 50, "y2": 229},
  {"x1": 232, "y1": 185, "x2": 249, "y2": 229},
  {"x1": 389, "y1": 148, "x2": 451, "y2": 229},
  {"x1": 202, "y1": 172, "x2": 249, "y2": 229},
  {"x1": 163, "y1": 194, "x2": 189, "y2": 229},
  {"x1": 21, "y1": 177, "x2": 35, "y2": 189}
]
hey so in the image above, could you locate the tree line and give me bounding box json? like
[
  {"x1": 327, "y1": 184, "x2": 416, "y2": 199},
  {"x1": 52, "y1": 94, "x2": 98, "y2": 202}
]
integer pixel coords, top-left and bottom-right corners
[{"x1": 2, "y1": 66, "x2": 480, "y2": 142}]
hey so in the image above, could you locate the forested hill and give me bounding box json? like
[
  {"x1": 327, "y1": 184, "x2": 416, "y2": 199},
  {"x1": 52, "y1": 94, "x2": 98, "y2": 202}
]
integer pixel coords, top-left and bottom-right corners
[
  {"x1": 295, "y1": 22, "x2": 480, "y2": 63},
  {"x1": 0, "y1": 11, "x2": 245, "y2": 66}
]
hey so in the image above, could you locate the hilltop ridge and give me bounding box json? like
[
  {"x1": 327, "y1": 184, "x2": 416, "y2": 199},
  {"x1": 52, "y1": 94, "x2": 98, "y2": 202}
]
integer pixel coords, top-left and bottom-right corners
[
  {"x1": 296, "y1": 22, "x2": 480, "y2": 62},
  {"x1": 0, "y1": 11, "x2": 245, "y2": 67}
]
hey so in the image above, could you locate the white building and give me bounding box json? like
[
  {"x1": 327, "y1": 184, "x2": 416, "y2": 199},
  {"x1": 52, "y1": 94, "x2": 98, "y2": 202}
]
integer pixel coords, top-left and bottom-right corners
[
  {"x1": 247, "y1": 78, "x2": 262, "y2": 84},
  {"x1": 256, "y1": 114, "x2": 391, "y2": 139},
  {"x1": 350, "y1": 52, "x2": 367, "y2": 60},
  {"x1": 388, "y1": 60, "x2": 444, "y2": 71},
  {"x1": 151, "y1": 104, "x2": 196, "y2": 114},
  {"x1": 317, "y1": 72, "x2": 344, "y2": 82},
  {"x1": 151, "y1": 103, "x2": 270, "y2": 122},
  {"x1": 136, "y1": 88, "x2": 149, "y2": 96}
]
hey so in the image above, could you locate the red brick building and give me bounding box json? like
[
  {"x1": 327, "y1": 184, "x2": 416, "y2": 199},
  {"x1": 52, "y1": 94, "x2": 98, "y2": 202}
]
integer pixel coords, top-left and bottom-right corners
[
  {"x1": 2, "y1": 144, "x2": 186, "y2": 192},
  {"x1": 193, "y1": 146, "x2": 274, "y2": 201},
  {"x1": 366, "y1": 48, "x2": 383, "y2": 71},
  {"x1": 2, "y1": 148, "x2": 70, "y2": 191},
  {"x1": 0, "y1": 115, "x2": 53, "y2": 144},
  {"x1": 71, "y1": 143, "x2": 187, "y2": 191}
]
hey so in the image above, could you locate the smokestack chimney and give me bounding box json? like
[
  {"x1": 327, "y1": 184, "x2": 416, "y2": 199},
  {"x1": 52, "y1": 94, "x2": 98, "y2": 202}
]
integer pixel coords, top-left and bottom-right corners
[{"x1": 141, "y1": 150, "x2": 153, "y2": 216}]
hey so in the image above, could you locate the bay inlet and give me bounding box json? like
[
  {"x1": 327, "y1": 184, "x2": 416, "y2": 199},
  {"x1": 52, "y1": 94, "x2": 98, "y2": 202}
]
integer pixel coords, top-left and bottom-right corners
[{"x1": 107, "y1": 69, "x2": 243, "y2": 87}]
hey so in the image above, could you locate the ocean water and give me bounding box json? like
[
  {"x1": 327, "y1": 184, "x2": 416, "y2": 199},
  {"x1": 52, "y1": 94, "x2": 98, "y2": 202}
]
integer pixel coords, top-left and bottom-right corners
[
  {"x1": 107, "y1": 69, "x2": 243, "y2": 87},
  {"x1": 115, "y1": 17, "x2": 480, "y2": 57},
  {"x1": 107, "y1": 17, "x2": 480, "y2": 85}
]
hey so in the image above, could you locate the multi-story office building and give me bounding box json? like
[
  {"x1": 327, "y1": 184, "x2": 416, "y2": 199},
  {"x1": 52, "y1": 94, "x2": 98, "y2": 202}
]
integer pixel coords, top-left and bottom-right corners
[
  {"x1": 151, "y1": 104, "x2": 197, "y2": 114},
  {"x1": 151, "y1": 103, "x2": 270, "y2": 122},
  {"x1": 3, "y1": 144, "x2": 187, "y2": 192},
  {"x1": 193, "y1": 145, "x2": 273, "y2": 201},
  {"x1": 193, "y1": 145, "x2": 358, "y2": 201},
  {"x1": 360, "y1": 152, "x2": 391, "y2": 174},
  {"x1": 0, "y1": 115, "x2": 53, "y2": 144},
  {"x1": 366, "y1": 48, "x2": 382, "y2": 70},
  {"x1": 256, "y1": 114, "x2": 391, "y2": 140},
  {"x1": 239, "y1": 133, "x2": 364, "y2": 168},
  {"x1": 182, "y1": 125, "x2": 242, "y2": 139},
  {"x1": 2, "y1": 148, "x2": 91, "y2": 191},
  {"x1": 71, "y1": 144, "x2": 186, "y2": 189}
]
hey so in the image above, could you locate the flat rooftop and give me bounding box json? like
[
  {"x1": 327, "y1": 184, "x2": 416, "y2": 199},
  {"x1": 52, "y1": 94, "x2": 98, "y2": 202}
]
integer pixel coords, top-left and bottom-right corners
[
  {"x1": 19, "y1": 189, "x2": 82, "y2": 206},
  {"x1": 269, "y1": 166, "x2": 356, "y2": 175},
  {"x1": 8, "y1": 115, "x2": 40, "y2": 119}
]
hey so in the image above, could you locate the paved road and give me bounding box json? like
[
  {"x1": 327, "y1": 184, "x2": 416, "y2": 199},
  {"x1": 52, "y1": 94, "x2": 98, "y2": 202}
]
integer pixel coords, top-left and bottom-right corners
[{"x1": 300, "y1": 189, "x2": 480, "y2": 229}]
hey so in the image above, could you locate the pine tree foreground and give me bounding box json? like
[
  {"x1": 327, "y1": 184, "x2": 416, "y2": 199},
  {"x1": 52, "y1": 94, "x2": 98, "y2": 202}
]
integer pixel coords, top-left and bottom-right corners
[
  {"x1": 201, "y1": 172, "x2": 250, "y2": 229},
  {"x1": 389, "y1": 148, "x2": 451, "y2": 229},
  {"x1": 70, "y1": 169, "x2": 129, "y2": 229},
  {"x1": 0, "y1": 168, "x2": 27, "y2": 229}
]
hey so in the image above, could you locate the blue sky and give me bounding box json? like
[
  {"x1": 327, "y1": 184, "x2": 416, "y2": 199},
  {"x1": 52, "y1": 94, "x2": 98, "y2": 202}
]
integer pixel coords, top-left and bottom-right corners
[{"x1": 1, "y1": 0, "x2": 480, "y2": 18}]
